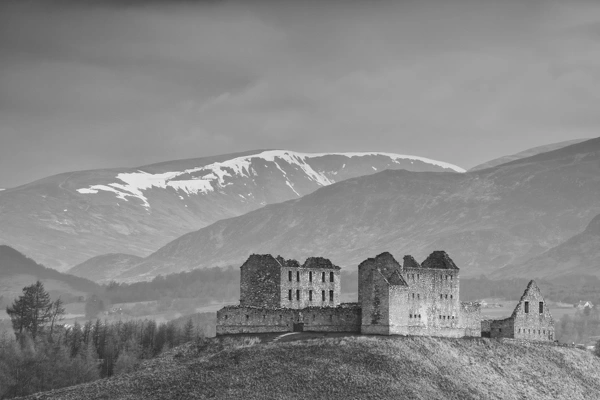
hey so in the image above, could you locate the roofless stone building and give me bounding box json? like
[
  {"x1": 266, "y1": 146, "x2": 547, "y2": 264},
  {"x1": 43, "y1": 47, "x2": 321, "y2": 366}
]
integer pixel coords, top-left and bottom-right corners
[
  {"x1": 217, "y1": 250, "x2": 483, "y2": 337},
  {"x1": 481, "y1": 280, "x2": 555, "y2": 341}
]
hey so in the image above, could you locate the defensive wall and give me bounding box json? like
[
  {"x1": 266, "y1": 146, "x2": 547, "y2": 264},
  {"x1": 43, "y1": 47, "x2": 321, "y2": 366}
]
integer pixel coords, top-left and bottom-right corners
[{"x1": 216, "y1": 303, "x2": 361, "y2": 335}]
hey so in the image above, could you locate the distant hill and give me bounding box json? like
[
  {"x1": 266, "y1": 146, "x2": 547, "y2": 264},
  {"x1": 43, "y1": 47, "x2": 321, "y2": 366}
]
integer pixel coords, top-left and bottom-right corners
[
  {"x1": 69, "y1": 253, "x2": 144, "y2": 283},
  {"x1": 494, "y1": 214, "x2": 600, "y2": 279},
  {"x1": 85, "y1": 137, "x2": 600, "y2": 282},
  {"x1": 0, "y1": 245, "x2": 100, "y2": 304},
  {"x1": 0, "y1": 150, "x2": 463, "y2": 271},
  {"x1": 23, "y1": 335, "x2": 600, "y2": 400},
  {"x1": 469, "y1": 138, "x2": 589, "y2": 171}
]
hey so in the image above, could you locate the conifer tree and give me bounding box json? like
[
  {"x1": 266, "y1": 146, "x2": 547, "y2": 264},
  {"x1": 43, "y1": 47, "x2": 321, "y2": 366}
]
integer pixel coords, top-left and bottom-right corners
[
  {"x1": 49, "y1": 297, "x2": 65, "y2": 335},
  {"x1": 183, "y1": 318, "x2": 195, "y2": 343},
  {"x1": 6, "y1": 281, "x2": 54, "y2": 339}
]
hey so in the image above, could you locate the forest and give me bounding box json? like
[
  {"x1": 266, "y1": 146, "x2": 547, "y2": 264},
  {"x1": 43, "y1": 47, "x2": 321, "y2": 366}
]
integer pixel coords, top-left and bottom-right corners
[{"x1": 0, "y1": 281, "x2": 214, "y2": 399}]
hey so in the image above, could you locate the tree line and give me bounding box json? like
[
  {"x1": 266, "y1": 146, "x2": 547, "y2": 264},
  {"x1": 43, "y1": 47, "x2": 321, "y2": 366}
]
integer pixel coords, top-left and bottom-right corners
[
  {"x1": 1, "y1": 281, "x2": 213, "y2": 399},
  {"x1": 101, "y1": 266, "x2": 239, "y2": 305}
]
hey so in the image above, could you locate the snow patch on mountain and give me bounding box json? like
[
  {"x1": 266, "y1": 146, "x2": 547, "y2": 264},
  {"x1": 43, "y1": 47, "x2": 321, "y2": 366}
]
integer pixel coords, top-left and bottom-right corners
[{"x1": 76, "y1": 150, "x2": 464, "y2": 207}]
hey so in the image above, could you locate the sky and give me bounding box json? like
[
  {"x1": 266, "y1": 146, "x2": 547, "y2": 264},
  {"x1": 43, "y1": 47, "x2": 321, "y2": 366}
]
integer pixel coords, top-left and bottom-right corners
[{"x1": 0, "y1": 0, "x2": 599, "y2": 188}]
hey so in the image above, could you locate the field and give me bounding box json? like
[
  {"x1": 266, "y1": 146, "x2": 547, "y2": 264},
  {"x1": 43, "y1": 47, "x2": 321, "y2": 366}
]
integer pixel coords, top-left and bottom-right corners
[
  {"x1": 481, "y1": 300, "x2": 579, "y2": 320},
  {"x1": 23, "y1": 334, "x2": 600, "y2": 400}
]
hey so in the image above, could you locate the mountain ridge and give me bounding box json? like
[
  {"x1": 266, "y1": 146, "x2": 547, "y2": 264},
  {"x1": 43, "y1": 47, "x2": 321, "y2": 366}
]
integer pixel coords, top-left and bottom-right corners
[
  {"x1": 0, "y1": 149, "x2": 462, "y2": 271},
  {"x1": 74, "y1": 137, "x2": 600, "y2": 282},
  {"x1": 469, "y1": 138, "x2": 589, "y2": 171},
  {"x1": 494, "y1": 214, "x2": 600, "y2": 279}
]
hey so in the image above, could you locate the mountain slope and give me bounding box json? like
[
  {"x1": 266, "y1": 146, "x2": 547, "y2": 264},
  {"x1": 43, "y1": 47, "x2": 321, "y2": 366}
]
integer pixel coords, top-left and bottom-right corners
[
  {"x1": 0, "y1": 150, "x2": 462, "y2": 271},
  {"x1": 0, "y1": 245, "x2": 99, "y2": 303},
  {"x1": 469, "y1": 138, "x2": 589, "y2": 171},
  {"x1": 24, "y1": 336, "x2": 600, "y2": 400},
  {"x1": 494, "y1": 214, "x2": 600, "y2": 279},
  {"x1": 95, "y1": 137, "x2": 600, "y2": 281},
  {"x1": 68, "y1": 254, "x2": 145, "y2": 283}
]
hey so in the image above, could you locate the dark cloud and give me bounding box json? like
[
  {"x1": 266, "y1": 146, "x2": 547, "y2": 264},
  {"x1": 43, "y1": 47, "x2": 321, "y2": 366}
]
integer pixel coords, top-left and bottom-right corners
[{"x1": 0, "y1": 0, "x2": 598, "y2": 187}]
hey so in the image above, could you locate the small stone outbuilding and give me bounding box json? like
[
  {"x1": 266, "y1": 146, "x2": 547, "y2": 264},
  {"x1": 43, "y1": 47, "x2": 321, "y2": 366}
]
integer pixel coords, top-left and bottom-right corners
[{"x1": 482, "y1": 280, "x2": 554, "y2": 341}]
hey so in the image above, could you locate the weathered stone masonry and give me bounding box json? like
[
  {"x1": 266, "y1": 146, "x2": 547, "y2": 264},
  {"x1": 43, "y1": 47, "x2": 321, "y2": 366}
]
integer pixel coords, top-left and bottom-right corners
[
  {"x1": 219, "y1": 251, "x2": 480, "y2": 338},
  {"x1": 359, "y1": 251, "x2": 479, "y2": 338},
  {"x1": 217, "y1": 304, "x2": 361, "y2": 335},
  {"x1": 218, "y1": 251, "x2": 553, "y2": 341},
  {"x1": 483, "y1": 280, "x2": 555, "y2": 341}
]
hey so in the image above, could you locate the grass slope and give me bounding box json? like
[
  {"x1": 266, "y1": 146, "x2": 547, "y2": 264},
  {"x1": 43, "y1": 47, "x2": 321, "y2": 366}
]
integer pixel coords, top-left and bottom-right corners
[{"x1": 24, "y1": 335, "x2": 600, "y2": 400}]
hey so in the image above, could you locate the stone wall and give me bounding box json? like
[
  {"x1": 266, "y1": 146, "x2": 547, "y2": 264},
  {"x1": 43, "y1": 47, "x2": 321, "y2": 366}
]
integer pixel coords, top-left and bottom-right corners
[
  {"x1": 239, "y1": 255, "x2": 282, "y2": 308},
  {"x1": 216, "y1": 304, "x2": 361, "y2": 335},
  {"x1": 485, "y1": 281, "x2": 555, "y2": 342},
  {"x1": 388, "y1": 282, "x2": 410, "y2": 335},
  {"x1": 361, "y1": 270, "x2": 394, "y2": 335},
  {"x1": 511, "y1": 281, "x2": 555, "y2": 342},
  {"x1": 358, "y1": 252, "x2": 403, "y2": 305},
  {"x1": 460, "y1": 302, "x2": 482, "y2": 337},
  {"x1": 301, "y1": 304, "x2": 361, "y2": 332},
  {"x1": 481, "y1": 319, "x2": 492, "y2": 337},
  {"x1": 216, "y1": 306, "x2": 293, "y2": 335},
  {"x1": 489, "y1": 318, "x2": 515, "y2": 338},
  {"x1": 279, "y1": 258, "x2": 340, "y2": 309},
  {"x1": 400, "y1": 267, "x2": 460, "y2": 333}
]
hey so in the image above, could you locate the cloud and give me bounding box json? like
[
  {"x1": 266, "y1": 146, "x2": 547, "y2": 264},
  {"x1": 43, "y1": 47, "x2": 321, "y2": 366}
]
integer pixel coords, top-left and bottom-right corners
[{"x1": 0, "y1": 0, "x2": 599, "y2": 187}]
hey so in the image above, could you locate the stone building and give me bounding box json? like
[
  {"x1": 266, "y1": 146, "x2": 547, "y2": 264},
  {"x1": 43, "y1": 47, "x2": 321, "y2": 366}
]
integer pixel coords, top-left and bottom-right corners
[
  {"x1": 217, "y1": 250, "x2": 484, "y2": 338},
  {"x1": 482, "y1": 280, "x2": 555, "y2": 341},
  {"x1": 239, "y1": 254, "x2": 341, "y2": 309},
  {"x1": 218, "y1": 254, "x2": 354, "y2": 335},
  {"x1": 359, "y1": 252, "x2": 480, "y2": 337}
]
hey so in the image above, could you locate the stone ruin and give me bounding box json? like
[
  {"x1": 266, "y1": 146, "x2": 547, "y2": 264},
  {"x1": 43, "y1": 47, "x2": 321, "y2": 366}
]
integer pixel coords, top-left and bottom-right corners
[
  {"x1": 481, "y1": 280, "x2": 555, "y2": 341},
  {"x1": 216, "y1": 251, "x2": 553, "y2": 341}
]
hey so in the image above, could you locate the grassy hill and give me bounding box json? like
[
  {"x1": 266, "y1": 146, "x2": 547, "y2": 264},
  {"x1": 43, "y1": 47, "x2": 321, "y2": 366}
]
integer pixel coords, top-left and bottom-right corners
[{"x1": 24, "y1": 335, "x2": 600, "y2": 400}]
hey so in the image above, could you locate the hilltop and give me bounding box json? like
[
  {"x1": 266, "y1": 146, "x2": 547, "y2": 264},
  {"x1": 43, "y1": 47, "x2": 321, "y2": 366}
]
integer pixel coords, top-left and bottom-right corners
[
  {"x1": 25, "y1": 335, "x2": 600, "y2": 400},
  {"x1": 468, "y1": 138, "x2": 588, "y2": 171}
]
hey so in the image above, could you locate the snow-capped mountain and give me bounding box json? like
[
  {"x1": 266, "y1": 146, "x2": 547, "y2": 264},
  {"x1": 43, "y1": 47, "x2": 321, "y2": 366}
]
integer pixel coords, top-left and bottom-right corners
[
  {"x1": 0, "y1": 149, "x2": 463, "y2": 271},
  {"x1": 75, "y1": 150, "x2": 463, "y2": 208},
  {"x1": 75, "y1": 137, "x2": 600, "y2": 283}
]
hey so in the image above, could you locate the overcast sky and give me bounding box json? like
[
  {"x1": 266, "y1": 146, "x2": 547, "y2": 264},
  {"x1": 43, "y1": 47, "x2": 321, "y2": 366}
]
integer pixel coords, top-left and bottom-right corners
[{"x1": 0, "y1": 0, "x2": 598, "y2": 188}]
